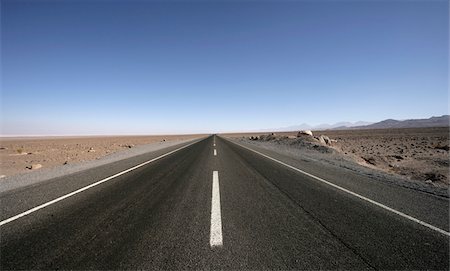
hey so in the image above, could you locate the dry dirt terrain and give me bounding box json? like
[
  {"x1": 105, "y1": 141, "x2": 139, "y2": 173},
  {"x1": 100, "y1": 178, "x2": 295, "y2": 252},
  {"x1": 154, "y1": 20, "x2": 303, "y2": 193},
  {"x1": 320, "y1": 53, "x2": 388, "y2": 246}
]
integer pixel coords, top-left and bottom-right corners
[
  {"x1": 224, "y1": 127, "x2": 449, "y2": 187},
  {"x1": 316, "y1": 127, "x2": 449, "y2": 186},
  {"x1": 0, "y1": 134, "x2": 203, "y2": 178}
]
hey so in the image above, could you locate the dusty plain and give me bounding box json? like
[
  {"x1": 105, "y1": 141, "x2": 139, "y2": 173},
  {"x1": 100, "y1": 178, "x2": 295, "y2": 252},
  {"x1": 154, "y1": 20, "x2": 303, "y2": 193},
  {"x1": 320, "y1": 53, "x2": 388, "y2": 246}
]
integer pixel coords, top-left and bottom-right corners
[
  {"x1": 0, "y1": 134, "x2": 204, "y2": 178},
  {"x1": 224, "y1": 127, "x2": 449, "y2": 187}
]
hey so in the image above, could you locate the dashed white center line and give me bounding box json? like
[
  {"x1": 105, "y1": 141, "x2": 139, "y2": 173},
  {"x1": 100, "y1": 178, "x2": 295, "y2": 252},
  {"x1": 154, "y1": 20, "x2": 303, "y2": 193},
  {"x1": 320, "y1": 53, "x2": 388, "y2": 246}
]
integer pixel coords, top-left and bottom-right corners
[
  {"x1": 214, "y1": 149, "x2": 217, "y2": 156},
  {"x1": 210, "y1": 171, "x2": 223, "y2": 247}
]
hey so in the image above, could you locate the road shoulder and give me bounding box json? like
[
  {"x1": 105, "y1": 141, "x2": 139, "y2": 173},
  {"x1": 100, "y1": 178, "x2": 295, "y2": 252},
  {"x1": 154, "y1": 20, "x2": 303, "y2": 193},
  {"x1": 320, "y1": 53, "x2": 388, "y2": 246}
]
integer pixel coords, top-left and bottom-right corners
[{"x1": 0, "y1": 137, "x2": 204, "y2": 193}]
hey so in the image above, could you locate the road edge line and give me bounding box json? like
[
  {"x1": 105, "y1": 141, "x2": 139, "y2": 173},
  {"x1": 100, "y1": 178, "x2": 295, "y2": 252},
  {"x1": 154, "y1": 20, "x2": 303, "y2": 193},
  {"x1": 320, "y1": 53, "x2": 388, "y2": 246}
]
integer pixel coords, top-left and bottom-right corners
[
  {"x1": 226, "y1": 138, "x2": 450, "y2": 237},
  {"x1": 0, "y1": 138, "x2": 204, "y2": 227}
]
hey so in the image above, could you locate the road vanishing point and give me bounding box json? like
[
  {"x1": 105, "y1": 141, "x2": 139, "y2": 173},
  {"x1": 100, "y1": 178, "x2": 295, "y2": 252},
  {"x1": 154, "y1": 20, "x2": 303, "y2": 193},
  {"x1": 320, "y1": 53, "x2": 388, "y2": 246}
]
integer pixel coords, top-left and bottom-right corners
[{"x1": 1, "y1": 135, "x2": 448, "y2": 269}]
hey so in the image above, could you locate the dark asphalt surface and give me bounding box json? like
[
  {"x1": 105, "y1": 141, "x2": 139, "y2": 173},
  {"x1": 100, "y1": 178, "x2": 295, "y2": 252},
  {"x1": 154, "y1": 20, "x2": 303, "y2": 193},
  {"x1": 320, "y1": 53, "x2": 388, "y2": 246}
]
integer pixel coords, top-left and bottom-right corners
[{"x1": 1, "y1": 135, "x2": 448, "y2": 270}]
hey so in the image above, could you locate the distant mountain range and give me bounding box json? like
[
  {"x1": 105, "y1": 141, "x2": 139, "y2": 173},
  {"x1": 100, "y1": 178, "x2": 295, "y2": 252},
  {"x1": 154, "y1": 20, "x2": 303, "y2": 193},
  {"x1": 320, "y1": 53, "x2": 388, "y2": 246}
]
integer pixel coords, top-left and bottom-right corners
[
  {"x1": 335, "y1": 115, "x2": 450, "y2": 130},
  {"x1": 272, "y1": 121, "x2": 374, "y2": 131},
  {"x1": 272, "y1": 115, "x2": 449, "y2": 132}
]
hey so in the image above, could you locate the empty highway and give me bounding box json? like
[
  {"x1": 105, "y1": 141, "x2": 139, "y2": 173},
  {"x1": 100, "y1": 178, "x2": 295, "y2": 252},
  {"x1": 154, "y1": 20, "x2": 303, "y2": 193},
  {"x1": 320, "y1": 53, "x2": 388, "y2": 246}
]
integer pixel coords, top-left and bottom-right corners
[{"x1": 1, "y1": 135, "x2": 448, "y2": 270}]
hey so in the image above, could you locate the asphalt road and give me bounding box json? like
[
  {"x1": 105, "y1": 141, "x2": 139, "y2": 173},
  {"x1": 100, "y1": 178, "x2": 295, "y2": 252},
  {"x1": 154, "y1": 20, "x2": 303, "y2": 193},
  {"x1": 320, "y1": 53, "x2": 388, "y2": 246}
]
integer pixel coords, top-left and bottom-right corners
[{"x1": 1, "y1": 135, "x2": 448, "y2": 270}]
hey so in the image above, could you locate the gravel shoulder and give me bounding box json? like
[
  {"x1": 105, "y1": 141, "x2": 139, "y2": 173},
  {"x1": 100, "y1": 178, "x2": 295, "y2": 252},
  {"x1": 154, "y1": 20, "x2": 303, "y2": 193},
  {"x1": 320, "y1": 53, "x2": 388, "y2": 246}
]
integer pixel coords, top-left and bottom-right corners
[{"x1": 226, "y1": 134, "x2": 448, "y2": 198}]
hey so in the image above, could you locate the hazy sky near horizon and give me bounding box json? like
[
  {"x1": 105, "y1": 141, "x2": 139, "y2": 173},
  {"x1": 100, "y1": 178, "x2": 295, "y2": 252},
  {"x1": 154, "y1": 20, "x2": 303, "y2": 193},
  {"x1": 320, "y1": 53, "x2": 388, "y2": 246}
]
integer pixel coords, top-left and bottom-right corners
[{"x1": 1, "y1": 0, "x2": 448, "y2": 135}]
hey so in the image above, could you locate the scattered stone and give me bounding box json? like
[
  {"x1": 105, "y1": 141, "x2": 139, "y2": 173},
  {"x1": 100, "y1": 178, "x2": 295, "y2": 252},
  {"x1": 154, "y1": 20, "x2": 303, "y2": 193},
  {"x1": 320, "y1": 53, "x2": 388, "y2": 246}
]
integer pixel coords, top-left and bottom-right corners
[
  {"x1": 362, "y1": 157, "x2": 376, "y2": 165},
  {"x1": 317, "y1": 135, "x2": 332, "y2": 145},
  {"x1": 0, "y1": 175, "x2": 6, "y2": 178},
  {"x1": 14, "y1": 150, "x2": 29, "y2": 155},
  {"x1": 297, "y1": 130, "x2": 313, "y2": 137},
  {"x1": 434, "y1": 145, "x2": 449, "y2": 151},
  {"x1": 121, "y1": 144, "x2": 135, "y2": 148},
  {"x1": 423, "y1": 172, "x2": 444, "y2": 182},
  {"x1": 88, "y1": 147, "x2": 96, "y2": 153},
  {"x1": 317, "y1": 136, "x2": 325, "y2": 144},
  {"x1": 425, "y1": 179, "x2": 433, "y2": 184},
  {"x1": 27, "y1": 164, "x2": 42, "y2": 170},
  {"x1": 259, "y1": 134, "x2": 276, "y2": 141},
  {"x1": 63, "y1": 161, "x2": 69, "y2": 165}
]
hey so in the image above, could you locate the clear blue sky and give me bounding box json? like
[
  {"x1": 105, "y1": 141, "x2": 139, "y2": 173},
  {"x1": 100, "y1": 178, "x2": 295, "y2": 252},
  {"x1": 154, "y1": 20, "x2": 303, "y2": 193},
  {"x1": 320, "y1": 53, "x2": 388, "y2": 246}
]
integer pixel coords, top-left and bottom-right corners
[{"x1": 1, "y1": 0, "x2": 448, "y2": 135}]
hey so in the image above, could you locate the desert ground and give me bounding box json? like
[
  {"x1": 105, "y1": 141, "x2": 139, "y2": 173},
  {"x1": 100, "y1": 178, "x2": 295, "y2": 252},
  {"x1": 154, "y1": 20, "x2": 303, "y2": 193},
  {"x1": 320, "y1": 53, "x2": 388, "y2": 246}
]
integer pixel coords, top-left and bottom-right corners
[
  {"x1": 224, "y1": 127, "x2": 449, "y2": 187},
  {"x1": 0, "y1": 134, "x2": 204, "y2": 178},
  {"x1": 1, "y1": 128, "x2": 448, "y2": 188}
]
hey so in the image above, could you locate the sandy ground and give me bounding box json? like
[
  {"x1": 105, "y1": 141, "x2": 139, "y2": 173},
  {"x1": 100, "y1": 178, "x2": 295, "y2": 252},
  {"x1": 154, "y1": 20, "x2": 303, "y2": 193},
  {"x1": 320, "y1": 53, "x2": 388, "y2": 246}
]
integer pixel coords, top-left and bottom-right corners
[
  {"x1": 224, "y1": 127, "x2": 449, "y2": 188},
  {"x1": 0, "y1": 134, "x2": 204, "y2": 178},
  {"x1": 315, "y1": 127, "x2": 449, "y2": 185}
]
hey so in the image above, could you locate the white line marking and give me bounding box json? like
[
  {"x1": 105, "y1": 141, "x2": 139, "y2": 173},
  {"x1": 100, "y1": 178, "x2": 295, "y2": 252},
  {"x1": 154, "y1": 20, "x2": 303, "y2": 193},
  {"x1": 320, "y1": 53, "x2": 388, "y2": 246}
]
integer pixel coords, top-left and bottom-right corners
[
  {"x1": 0, "y1": 140, "x2": 201, "y2": 227},
  {"x1": 213, "y1": 143, "x2": 216, "y2": 147},
  {"x1": 231, "y1": 140, "x2": 450, "y2": 237},
  {"x1": 214, "y1": 149, "x2": 217, "y2": 156},
  {"x1": 210, "y1": 171, "x2": 223, "y2": 247}
]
